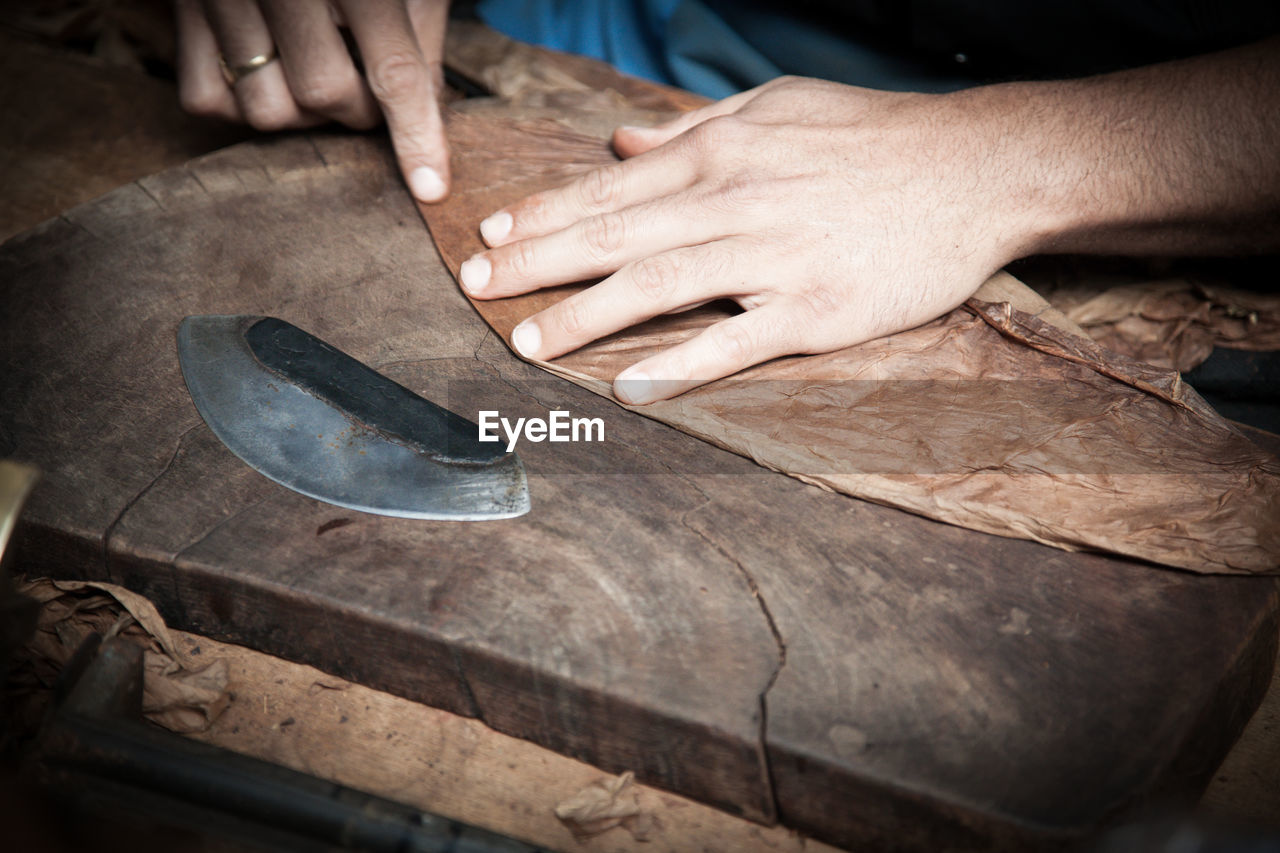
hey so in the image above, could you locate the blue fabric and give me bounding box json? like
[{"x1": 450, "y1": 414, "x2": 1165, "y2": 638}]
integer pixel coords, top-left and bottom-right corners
[
  {"x1": 475, "y1": 0, "x2": 974, "y2": 98},
  {"x1": 475, "y1": 0, "x2": 683, "y2": 91},
  {"x1": 476, "y1": 0, "x2": 808, "y2": 99},
  {"x1": 474, "y1": 0, "x2": 1280, "y2": 99}
]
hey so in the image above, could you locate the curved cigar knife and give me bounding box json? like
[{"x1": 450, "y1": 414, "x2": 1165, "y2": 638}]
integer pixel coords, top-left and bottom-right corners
[{"x1": 177, "y1": 316, "x2": 529, "y2": 520}]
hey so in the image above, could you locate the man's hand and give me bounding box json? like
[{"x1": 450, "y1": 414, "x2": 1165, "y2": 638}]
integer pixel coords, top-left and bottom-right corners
[
  {"x1": 176, "y1": 0, "x2": 452, "y2": 201},
  {"x1": 462, "y1": 36, "x2": 1280, "y2": 405},
  {"x1": 460, "y1": 78, "x2": 1029, "y2": 404}
]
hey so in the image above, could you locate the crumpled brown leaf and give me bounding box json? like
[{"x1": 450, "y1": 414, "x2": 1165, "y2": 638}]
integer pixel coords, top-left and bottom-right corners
[
  {"x1": 1047, "y1": 278, "x2": 1280, "y2": 372},
  {"x1": 554, "y1": 771, "x2": 656, "y2": 842},
  {"x1": 420, "y1": 108, "x2": 1280, "y2": 574},
  {"x1": 13, "y1": 576, "x2": 229, "y2": 733}
]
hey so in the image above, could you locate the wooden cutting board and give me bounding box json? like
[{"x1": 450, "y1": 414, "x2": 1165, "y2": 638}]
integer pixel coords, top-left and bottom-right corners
[{"x1": 3, "y1": 129, "x2": 1276, "y2": 851}]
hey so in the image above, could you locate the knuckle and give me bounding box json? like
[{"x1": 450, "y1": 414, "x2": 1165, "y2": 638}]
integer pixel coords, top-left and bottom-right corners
[
  {"x1": 757, "y1": 76, "x2": 803, "y2": 102},
  {"x1": 690, "y1": 114, "x2": 747, "y2": 154},
  {"x1": 708, "y1": 321, "x2": 755, "y2": 364},
  {"x1": 798, "y1": 283, "x2": 843, "y2": 318},
  {"x1": 578, "y1": 166, "x2": 623, "y2": 210},
  {"x1": 581, "y1": 212, "x2": 627, "y2": 262},
  {"x1": 292, "y1": 74, "x2": 356, "y2": 114},
  {"x1": 178, "y1": 84, "x2": 223, "y2": 117},
  {"x1": 366, "y1": 51, "x2": 425, "y2": 104},
  {"x1": 509, "y1": 194, "x2": 547, "y2": 231},
  {"x1": 700, "y1": 246, "x2": 735, "y2": 283},
  {"x1": 769, "y1": 312, "x2": 804, "y2": 353},
  {"x1": 242, "y1": 99, "x2": 294, "y2": 131},
  {"x1": 555, "y1": 296, "x2": 591, "y2": 336},
  {"x1": 709, "y1": 174, "x2": 767, "y2": 215},
  {"x1": 505, "y1": 240, "x2": 540, "y2": 281},
  {"x1": 629, "y1": 254, "x2": 678, "y2": 301}
]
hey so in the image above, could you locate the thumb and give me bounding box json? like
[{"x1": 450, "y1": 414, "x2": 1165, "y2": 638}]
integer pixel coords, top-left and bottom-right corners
[
  {"x1": 612, "y1": 88, "x2": 757, "y2": 157},
  {"x1": 612, "y1": 122, "x2": 682, "y2": 158}
]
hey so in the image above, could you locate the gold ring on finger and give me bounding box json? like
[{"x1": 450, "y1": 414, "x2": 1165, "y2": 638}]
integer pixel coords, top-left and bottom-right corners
[{"x1": 220, "y1": 48, "x2": 278, "y2": 85}]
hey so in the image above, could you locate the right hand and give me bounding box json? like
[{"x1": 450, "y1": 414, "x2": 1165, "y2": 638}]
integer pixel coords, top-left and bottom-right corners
[{"x1": 175, "y1": 0, "x2": 453, "y2": 201}]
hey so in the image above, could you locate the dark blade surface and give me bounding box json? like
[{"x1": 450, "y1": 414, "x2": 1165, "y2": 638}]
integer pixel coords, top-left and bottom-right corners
[{"x1": 177, "y1": 315, "x2": 528, "y2": 520}]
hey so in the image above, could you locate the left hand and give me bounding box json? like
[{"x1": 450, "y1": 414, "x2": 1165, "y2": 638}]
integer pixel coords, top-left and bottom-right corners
[
  {"x1": 175, "y1": 0, "x2": 454, "y2": 202},
  {"x1": 458, "y1": 76, "x2": 1038, "y2": 404}
]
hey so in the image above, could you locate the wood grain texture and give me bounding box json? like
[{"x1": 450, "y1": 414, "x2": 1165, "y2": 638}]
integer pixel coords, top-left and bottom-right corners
[
  {"x1": 3, "y1": 125, "x2": 1277, "y2": 851},
  {"x1": 2, "y1": 132, "x2": 778, "y2": 823},
  {"x1": 0, "y1": 30, "x2": 249, "y2": 243}
]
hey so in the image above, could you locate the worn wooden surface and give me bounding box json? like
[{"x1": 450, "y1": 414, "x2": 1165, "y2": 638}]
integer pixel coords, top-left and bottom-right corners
[
  {"x1": 3, "y1": 121, "x2": 1278, "y2": 849},
  {"x1": 5, "y1": 19, "x2": 1280, "y2": 851},
  {"x1": 0, "y1": 30, "x2": 248, "y2": 243}
]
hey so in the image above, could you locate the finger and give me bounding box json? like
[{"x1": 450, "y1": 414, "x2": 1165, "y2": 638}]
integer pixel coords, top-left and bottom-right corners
[
  {"x1": 478, "y1": 151, "x2": 698, "y2": 249},
  {"x1": 341, "y1": 0, "x2": 451, "y2": 202},
  {"x1": 175, "y1": 0, "x2": 241, "y2": 120},
  {"x1": 260, "y1": 0, "x2": 380, "y2": 129},
  {"x1": 611, "y1": 86, "x2": 760, "y2": 157},
  {"x1": 508, "y1": 239, "x2": 753, "y2": 361},
  {"x1": 405, "y1": 0, "x2": 450, "y2": 57},
  {"x1": 613, "y1": 303, "x2": 800, "y2": 405},
  {"x1": 462, "y1": 192, "x2": 726, "y2": 299},
  {"x1": 202, "y1": 0, "x2": 317, "y2": 130}
]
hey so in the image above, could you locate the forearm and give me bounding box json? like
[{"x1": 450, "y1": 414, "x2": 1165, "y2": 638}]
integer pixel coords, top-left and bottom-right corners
[{"x1": 979, "y1": 36, "x2": 1280, "y2": 258}]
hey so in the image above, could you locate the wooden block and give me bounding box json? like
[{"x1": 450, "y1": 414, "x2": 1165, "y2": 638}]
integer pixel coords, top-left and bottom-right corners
[
  {"x1": 3, "y1": 131, "x2": 1275, "y2": 850},
  {"x1": 0, "y1": 31, "x2": 248, "y2": 242}
]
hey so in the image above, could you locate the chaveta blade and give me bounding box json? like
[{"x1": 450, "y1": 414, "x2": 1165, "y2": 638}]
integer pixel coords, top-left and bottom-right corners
[{"x1": 177, "y1": 315, "x2": 529, "y2": 520}]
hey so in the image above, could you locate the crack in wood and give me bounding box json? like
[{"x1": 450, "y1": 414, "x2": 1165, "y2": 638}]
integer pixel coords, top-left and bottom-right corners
[
  {"x1": 678, "y1": 496, "x2": 786, "y2": 823},
  {"x1": 369, "y1": 355, "x2": 458, "y2": 373},
  {"x1": 470, "y1": 350, "x2": 569, "y2": 414},
  {"x1": 101, "y1": 422, "x2": 203, "y2": 581},
  {"x1": 306, "y1": 135, "x2": 331, "y2": 170},
  {"x1": 57, "y1": 212, "x2": 99, "y2": 241},
  {"x1": 465, "y1": 341, "x2": 787, "y2": 818},
  {"x1": 471, "y1": 322, "x2": 495, "y2": 361},
  {"x1": 172, "y1": 493, "x2": 275, "y2": 565},
  {"x1": 450, "y1": 646, "x2": 484, "y2": 721},
  {"x1": 134, "y1": 179, "x2": 167, "y2": 213},
  {"x1": 555, "y1": 395, "x2": 788, "y2": 820},
  {"x1": 184, "y1": 165, "x2": 211, "y2": 196}
]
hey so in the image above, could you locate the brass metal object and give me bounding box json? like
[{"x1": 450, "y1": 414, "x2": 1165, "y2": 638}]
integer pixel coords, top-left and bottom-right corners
[{"x1": 0, "y1": 459, "x2": 38, "y2": 565}]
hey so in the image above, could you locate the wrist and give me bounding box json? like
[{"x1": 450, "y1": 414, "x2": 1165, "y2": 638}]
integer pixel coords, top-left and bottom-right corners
[
  {"x1": 948, "y1": 39, "x2": 1280, "y2": 259},
  {"x1": 942, "y1": 81, "x2": 1098, "y2": 263}
]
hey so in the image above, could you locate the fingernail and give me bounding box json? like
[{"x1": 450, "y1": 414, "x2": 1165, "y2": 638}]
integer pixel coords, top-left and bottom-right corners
[
  {"x1": 408, "y1": 166, "x2": 446, "y2": 202},
  {"x1": 615, "y1": 369, "x2": 653, "y2": 405},
  {"x1": 511, "y1": 321, "x2": 541, "y2": 358},
  {"x1": 459, "y1": 256, "x2": 491, "y2": 294},
  {"x1": 480, "y1": 211, "x2": 513, "y2": 245}
]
